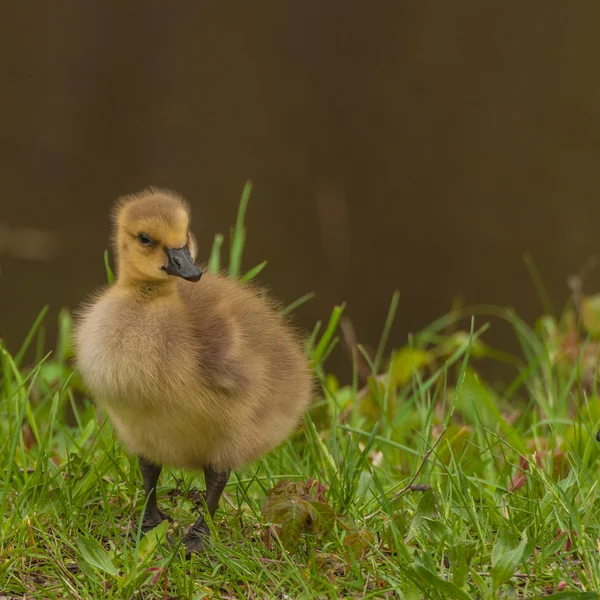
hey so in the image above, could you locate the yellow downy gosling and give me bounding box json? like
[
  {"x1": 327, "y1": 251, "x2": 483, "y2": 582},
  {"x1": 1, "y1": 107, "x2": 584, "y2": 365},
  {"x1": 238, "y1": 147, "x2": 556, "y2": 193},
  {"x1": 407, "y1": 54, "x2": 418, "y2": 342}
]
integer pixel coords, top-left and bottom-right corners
[{"x1": 74, "y1": 189, "x2": 313, "y2": 555}]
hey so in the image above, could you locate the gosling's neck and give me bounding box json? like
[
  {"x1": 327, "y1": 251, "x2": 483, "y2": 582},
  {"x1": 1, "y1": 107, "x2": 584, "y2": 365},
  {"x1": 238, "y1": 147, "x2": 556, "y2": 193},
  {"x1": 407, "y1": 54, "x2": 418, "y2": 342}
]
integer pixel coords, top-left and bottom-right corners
[{"x1": 116, "y1": 272, "x2": 179, "y2": 302}]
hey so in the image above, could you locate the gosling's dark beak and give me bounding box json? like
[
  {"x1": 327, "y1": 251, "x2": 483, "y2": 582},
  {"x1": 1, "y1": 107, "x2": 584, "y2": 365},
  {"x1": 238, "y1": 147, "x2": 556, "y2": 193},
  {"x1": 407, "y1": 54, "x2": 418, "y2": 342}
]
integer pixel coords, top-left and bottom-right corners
[
  {"x1": 596, "y1": 428, "x2": 600, "y2": 442},
  {"x1": 163, "y1": 246, "x2": 202, "y2": 282}
]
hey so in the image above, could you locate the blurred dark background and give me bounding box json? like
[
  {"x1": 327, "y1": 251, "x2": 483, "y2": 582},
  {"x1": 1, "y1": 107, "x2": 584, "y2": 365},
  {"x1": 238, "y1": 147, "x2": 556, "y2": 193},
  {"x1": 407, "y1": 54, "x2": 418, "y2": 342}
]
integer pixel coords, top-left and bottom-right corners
[{"x1": 2, "y1": 2, "x2": 600, "y2": 382}]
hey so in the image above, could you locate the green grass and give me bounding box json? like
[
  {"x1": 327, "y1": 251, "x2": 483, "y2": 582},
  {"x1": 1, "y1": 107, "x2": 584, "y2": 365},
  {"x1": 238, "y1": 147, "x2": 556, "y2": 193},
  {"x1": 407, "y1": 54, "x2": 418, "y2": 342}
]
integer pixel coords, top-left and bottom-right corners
[{"x1": 2, "y1": 184, "x2": 600, "y2": 598}]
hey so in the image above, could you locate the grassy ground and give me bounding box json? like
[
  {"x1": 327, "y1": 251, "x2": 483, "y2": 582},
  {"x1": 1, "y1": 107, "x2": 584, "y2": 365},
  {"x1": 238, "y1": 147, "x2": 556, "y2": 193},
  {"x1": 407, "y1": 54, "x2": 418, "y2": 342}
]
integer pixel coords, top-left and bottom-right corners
[{"x1": 2, "y1": 186, "x2": 600, "y2": 599}]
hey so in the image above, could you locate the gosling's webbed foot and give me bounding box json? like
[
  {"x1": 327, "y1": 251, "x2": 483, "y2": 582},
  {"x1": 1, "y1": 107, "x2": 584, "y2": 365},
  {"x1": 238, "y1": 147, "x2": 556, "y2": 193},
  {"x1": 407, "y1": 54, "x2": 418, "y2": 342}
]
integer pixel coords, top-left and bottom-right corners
[
  {"x1": 141, "y1": 508, "x2": 173, "y2": 533},
  {"x1": 123, "y1": 511, "x2": 174, "y2": 546},
  {"x1": 183, "y1": 520, "x2": 210, "y2": 558},
  {"x1": 181, "y1": 465, "x2": 230, "y2": 558},
  {"x1": 140, "y1": 507, "x2": 174, "y2": 546}
]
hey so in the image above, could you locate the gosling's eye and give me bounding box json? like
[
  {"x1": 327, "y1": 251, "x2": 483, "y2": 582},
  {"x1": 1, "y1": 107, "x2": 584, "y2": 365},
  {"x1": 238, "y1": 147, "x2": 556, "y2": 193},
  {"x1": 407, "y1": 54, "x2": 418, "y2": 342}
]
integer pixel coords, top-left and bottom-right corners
[{"x1": 138, "y1": 233, "x2": 153, "y2": 247}]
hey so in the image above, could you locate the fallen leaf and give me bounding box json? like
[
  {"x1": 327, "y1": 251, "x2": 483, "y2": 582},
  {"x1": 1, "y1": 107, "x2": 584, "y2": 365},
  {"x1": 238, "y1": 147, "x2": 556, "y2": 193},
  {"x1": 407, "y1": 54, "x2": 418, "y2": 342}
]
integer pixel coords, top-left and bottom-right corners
[
  {"x1": 343, "y1": 528, "x2": 374, "y2": 558},
  {"x1": 261, "y1": 479, "x2": 336, "y2": 550}
]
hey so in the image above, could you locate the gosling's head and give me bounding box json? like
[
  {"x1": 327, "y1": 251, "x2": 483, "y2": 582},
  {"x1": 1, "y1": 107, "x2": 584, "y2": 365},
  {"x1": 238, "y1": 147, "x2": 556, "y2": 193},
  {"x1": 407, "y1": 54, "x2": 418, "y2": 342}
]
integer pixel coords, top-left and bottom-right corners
[{"x1": 112, "y1": 188, "x2": 202, "y2": 285}]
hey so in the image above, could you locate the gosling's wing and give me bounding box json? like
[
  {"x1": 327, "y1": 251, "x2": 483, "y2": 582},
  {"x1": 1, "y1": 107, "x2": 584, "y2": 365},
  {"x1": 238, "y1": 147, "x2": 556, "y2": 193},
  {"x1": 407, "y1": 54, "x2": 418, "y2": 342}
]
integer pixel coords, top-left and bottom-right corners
[{"x1": 178, "y1": 274, "x2": 253, "y2": 394}]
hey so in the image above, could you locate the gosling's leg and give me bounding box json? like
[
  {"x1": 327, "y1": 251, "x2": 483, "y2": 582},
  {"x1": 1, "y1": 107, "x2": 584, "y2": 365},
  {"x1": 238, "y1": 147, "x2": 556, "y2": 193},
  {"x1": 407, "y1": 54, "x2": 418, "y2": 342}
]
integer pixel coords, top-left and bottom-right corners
[
  {"x1": 183, "y1": 464, "x2": 230, "y2": 556},
  {"x1": 138, "y1": 456, "x2": 172, "y2": 533}
]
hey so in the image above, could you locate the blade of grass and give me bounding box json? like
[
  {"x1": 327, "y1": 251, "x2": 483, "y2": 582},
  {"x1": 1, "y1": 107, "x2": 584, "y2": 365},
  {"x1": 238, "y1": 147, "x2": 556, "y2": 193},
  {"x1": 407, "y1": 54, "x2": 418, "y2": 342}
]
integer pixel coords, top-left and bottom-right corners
[
  {"x1": 523, "y1": 252, "x2": 555, "y2": 316},
  {"x1": 208, "y1": 233, "x2": 224, "y2": 274},
  {"x1": 311, "y1": 303, "x2": 345, "y2": 367},
  {"x1": 373, "y1": 290, "x2": 400, "y2": 375},
  {"x1": 229, "y1": 180, "x2": 252, "y2": 278},
  {"x1": 280, "y1": 292, "x2": 315, "y2": 316},
  {"x1": 241, "y1": 260, "x2": 267, "y2": 283},
  {"x1": 14, "y1": 305, "x2": 49, "y2": 368},
  {"x1": 104, "y1": 250, "x2": 115, "y2": 284}
]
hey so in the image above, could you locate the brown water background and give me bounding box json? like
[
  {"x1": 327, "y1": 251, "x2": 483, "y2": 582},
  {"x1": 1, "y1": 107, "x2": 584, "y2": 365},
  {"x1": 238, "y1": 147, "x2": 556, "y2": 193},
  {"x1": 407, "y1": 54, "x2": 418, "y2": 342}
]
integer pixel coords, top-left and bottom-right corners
[{"x1": 2, "y1": 2, "x2": 600, "y2": 381}]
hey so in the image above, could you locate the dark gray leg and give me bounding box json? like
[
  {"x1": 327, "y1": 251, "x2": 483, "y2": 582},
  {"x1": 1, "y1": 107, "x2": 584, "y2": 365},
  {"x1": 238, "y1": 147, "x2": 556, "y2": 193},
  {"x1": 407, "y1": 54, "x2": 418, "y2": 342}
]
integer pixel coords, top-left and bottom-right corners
[
  {"x1": 138, "y1": 456, "x2": 172, "y2": 533},
  {"x1": 183, "y1": 464, "x2": 230, "y2": 556}
]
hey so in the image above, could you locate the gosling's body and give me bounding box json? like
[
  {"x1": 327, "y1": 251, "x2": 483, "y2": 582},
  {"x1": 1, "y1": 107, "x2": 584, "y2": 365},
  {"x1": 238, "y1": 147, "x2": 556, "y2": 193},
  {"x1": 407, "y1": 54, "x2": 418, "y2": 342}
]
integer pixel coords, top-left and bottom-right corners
[
  {"x1": 76, "y1": 271, "x2": 311, "y2": 472},
  {"x1": 74, "y1": 189, "x2": 312, "y2": 553}
]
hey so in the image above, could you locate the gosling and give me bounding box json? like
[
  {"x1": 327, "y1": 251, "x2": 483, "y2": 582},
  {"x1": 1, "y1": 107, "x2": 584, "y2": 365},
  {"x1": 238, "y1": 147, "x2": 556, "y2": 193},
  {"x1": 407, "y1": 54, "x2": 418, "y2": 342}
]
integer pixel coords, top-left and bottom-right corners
[{"x1": 74, "y1": 188, "x2": 313, "y2": 555}]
